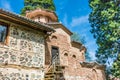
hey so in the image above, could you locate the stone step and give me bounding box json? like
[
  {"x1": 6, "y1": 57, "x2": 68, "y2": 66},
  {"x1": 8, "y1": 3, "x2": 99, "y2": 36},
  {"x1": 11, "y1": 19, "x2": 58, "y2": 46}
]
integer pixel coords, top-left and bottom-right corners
[
  {"x1": 46, "y1": 71, "x2": 63, "y2": 74},
  {"x1": 55, "y1": 65, "x2": 65, "y2": 67},
  {"x1": 44, "y1": 78, "x2": 54, "y2": 80},
  {"x1": 45, "y1": 72, "x2": 54, "y2": 75},
  {"x1": 56, "y1": 68, "x2": 62, "y2": 71},
  {"x1": 45, "y1": 74, "x2": 55, "y2": 78},
  {"x1": 54, "y1": 71, "x2": 63, "y2": 74}
]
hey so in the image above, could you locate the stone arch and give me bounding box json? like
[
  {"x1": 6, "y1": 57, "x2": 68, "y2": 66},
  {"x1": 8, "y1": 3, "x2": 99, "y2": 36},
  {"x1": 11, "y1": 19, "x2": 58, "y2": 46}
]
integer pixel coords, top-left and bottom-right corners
[
  {"x1": 64, "y1": 53, "x2": 68, "y2": 56},
  {"x1": 72, "y1": 55, "x2": 76, "y2": 58},
  {"x1": 71, "y1": 53, "x2": 77, "y2": 68},
  {"x1": 62, "y1": 50, "x2": 69, "y2": 55},
  {"x1": 51, "y1": 35, "x2": 57, "y2": 39},
  {"x1": 61, "y1": 50, "x2": 69, "y2": 66}
]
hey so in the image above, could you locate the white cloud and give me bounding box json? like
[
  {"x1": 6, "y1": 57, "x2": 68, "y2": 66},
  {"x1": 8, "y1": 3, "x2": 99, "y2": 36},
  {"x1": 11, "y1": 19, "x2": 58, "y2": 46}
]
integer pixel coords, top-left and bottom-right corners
[
  {"x1": 1, "y1": 0, "x2": 12, "y2": 11},
  {"x1": 70, "y1": 15, "x2": 89, "y2": 27},
  {"x1": 86, "y1": 40, "x2": 96, "y2": 47},
  {"x1": 89, "y1": 51, "x2": 96, "y2": 61},
  {"x1": 63, "y1": 14, "x2": 69, "y2": 27}
]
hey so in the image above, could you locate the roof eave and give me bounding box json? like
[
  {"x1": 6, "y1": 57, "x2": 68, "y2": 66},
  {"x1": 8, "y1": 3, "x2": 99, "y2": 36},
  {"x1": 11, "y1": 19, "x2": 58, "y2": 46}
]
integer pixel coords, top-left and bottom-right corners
[
  {"x1": 80, "y1": 61, "x2": 106, "y2": 70},
  {"x1": 0, "y1": 9, "x2": 55, "y2": 32}
]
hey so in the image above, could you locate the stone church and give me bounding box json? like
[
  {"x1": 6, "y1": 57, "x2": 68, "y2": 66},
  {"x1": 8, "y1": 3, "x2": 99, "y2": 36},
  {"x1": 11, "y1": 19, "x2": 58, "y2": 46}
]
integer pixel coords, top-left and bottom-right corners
[{"x1": 0, "y1": 7, "x2": 106, "y2": 80}]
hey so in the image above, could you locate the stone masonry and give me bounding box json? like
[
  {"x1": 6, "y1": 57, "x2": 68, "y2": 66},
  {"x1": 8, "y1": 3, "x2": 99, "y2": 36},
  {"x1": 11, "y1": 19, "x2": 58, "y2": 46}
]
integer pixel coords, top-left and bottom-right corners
[
  {"x1": 26, "y1": 8, "x2": 106, "y2": 80},
  {"x1": 0, "y1": 8, "x2": 106, "y2": 80},
  {"x1": 0, "y1": 24, "x2": 45, "y2": 80},
  {"x1": 0, "y1": 9, "x2": 54, "y2": 80}
]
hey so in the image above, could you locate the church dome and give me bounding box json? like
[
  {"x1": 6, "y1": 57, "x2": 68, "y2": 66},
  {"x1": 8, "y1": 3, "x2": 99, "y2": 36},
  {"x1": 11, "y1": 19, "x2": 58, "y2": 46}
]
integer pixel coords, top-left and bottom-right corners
[{"x1": 26, "y1": 8, "x2": 58, "y2": 23}]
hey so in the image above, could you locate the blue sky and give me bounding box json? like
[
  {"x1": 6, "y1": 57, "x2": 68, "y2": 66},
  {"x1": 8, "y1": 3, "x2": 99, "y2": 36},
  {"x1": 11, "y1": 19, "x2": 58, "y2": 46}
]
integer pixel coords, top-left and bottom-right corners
[{"x1": 0, "y1": 0, "x2": 97, "y2": 60}]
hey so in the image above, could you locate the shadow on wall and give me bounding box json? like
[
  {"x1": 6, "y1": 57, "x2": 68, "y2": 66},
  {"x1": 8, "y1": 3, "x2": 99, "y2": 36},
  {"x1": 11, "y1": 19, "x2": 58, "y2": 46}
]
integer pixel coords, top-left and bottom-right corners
[
  {"x1": 58, "y1": 73, "x2": 65, "y2": 80},
  {"x1": 45, "y1": 37, "x2": 51, "y2": 65}
]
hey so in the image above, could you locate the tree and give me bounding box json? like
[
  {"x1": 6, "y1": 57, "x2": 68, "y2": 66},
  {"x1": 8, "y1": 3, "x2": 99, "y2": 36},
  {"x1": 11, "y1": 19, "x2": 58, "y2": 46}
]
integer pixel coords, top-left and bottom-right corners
[
  {"x1": 112, "y1": 49, "x2": 120, "y2": 78},
  {"x1": 21, "y1": 0, "x2": 56, "y2": 15},
  {"x1": 71, "y1": 32, "x2": 92, "y2": 61},
  {"x1": 71, "y1": 32, "x2": 86, "y2": 44},
  {"x1": 89, "y1": 0, "x2": 120, "y2": 78}
]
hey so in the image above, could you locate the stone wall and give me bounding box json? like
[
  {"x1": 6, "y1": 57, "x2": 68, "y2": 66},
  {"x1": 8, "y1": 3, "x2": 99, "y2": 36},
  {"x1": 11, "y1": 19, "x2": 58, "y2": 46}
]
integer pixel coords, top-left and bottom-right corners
[
  {"x1": 0, "y1": 68, "x2": 42, "y2": 80},
  {"x1": 0, "y1": 24, "x2": 45, "y2": 79}
]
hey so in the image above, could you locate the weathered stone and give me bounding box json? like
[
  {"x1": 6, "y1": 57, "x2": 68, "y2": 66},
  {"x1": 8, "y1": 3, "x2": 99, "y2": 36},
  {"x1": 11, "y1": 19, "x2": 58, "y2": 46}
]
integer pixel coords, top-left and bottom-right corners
[
  {"x1": 0, "y1": 8, "x2": 106, "y2": 80},
  {"x1": 3, "y1": 53, "x2": 9, "y2": 58},
  {"x1": 0, "y1": 56, "x2": 4, "y2": 63},
  {"x1": 0, "y1": 23, "x2": 45, "y2": 79}
]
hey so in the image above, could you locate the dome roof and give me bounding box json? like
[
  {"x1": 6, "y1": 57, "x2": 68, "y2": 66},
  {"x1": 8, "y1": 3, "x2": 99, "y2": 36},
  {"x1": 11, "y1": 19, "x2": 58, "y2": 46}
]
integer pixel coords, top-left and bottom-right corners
[{"x1": 26, "y1": 9, "x2": 58, "y2": 22}]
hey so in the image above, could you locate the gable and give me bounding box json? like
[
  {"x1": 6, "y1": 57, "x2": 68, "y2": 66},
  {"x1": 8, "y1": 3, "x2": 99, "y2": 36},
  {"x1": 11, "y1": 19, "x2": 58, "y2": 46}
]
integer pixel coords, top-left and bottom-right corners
[{"x1": 47, "y1": 22, "x2": 73, "y2": 35}]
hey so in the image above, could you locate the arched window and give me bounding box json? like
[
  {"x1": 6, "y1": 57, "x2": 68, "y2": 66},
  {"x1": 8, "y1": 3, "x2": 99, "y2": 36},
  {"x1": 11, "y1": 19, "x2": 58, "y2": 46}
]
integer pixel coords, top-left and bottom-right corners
[
  {"x1": 64, "y1": 53, "x2": 68, "y2": 56},
  {"x1": 72, "y1": 55, "x2": 76, "y2": 58},
  {"x1": 0, "y1": 21, "x2": 8, "y2": 43},
  {"x1": 38, "y1": 16, "x2": 41, "y2": 22},
  {"x1": 63, "y1": 53, "x2": 68, "y2": 66},
  {"x1": 45, "y1": 17, "x2": 49, "y2": 23},
  {"x1": 51, "y1": 35, "x2": 57, "y2": 40}
]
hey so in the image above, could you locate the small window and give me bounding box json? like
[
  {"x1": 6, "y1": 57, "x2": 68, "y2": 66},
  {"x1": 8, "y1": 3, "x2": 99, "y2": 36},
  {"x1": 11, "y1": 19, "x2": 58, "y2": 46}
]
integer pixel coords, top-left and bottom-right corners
[
  {"x1": 72, "y1": 55, "x2": 76, "y2": 58},
  {"x1": 0, "y1": 22, "x2": 8, "y2": 43},
  {"x1": 64, "y1": 53, "x2": 68, "y2": 56},
  {"x1": 45, "y1": 17, "x2": 49, "y2": 22},
  {"x1": 38, "y1": 16, "x2": 41, "y2": 22},
  {"x1": 48, "y1": 18, "x2": 52, "y2": 22}
]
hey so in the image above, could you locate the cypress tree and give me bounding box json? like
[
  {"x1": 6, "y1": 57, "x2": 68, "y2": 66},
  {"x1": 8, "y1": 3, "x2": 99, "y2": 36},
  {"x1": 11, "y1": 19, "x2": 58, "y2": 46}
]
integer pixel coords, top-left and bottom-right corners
[{"x1": 21, "y1": 0, "x2": 56, "y2": 15}]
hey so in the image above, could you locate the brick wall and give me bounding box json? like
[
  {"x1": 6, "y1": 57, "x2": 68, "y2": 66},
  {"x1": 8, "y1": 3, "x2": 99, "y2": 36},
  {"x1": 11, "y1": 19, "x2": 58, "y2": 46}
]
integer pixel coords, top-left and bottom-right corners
[{"x1": 45, "y1": 27, "x2": 106, "y2": 80}]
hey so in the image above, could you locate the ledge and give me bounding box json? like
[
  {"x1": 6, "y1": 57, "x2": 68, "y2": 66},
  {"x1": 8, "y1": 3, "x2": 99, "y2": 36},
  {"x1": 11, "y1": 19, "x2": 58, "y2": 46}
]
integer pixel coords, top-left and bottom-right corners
[
  {"x1": 0, "y1": 8, "x2": 55, "y2": 32},
  {"x1": 80, "y1": 61, "x2": 106, "y2": 70},
  {"x1": 0, "y1": 64, "x2": 43, "y2": 70}
]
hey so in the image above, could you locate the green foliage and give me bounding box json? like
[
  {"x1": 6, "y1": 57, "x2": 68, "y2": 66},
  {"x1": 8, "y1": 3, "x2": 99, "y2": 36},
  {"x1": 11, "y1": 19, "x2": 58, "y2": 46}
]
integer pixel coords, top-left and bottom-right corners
[
  {"x1": 89, "y1": 0, "x2": 120, "y2": 78},
  {"x1": 71, "y1": 32, "x2": 92, "y2": 61},
  {"x1": 21, "y1": 0, "x2": 56, "y2": 15},
  {"x1": 112, "y1": 53, "x2": 120, "y2": 78},
  {"x1": 71, "y1": 32, "x2": 86, "y2": 44}
]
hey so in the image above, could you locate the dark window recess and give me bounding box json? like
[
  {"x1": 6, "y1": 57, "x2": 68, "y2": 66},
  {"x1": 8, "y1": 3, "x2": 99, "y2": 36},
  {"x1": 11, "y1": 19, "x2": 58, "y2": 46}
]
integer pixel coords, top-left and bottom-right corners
[
  {"x1": 51, "y1": 47, "x2": 59, "y2": 59},
  {"x1": 51, "y1": 35, "x2": 57, "y2": 39},
  {"x1": 72, "y1": 55, "x2": 76, "y2": 58},
  {"x1": 0, "y1": 25, "x2": 7, "y2": 42},
  {"x1": 64, "y1": 53, "x2": 68, "y2": 56},
  {"x1": 51, "y1": 47, "x2": 59, "y2": 63}
]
